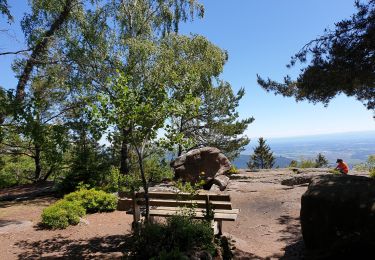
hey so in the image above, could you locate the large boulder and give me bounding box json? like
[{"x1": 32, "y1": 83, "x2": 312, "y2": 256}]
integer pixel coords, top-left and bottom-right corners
[
  {"x1": 170, "y1": 147, "x2": 231, "y2": 190},
  {"x1": 301, "y1": 175, "x2": 375, "y2": 259}
]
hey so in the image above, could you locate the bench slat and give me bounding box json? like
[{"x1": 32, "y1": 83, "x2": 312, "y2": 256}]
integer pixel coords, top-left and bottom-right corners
[
  {"x1": 152, "y1": 206, "x2": 239, "y2": 214},
  {"x1": 135, "y1": 192, "x2": 231, "y2": 201},
  {"x1": 138, "y1": 199, "x2": 232, "y2": 210},
  {"x1": 149, "y1": 209, "x2": 238, "y2": 221}
]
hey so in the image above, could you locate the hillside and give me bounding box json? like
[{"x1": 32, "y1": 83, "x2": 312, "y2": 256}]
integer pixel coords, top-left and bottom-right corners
[
  {"x1": 232, "y1": 154, "x2": 293, "y2": 169},
  {"x1": 244, "y1": 131, "x2": 375, "y2": 166}
]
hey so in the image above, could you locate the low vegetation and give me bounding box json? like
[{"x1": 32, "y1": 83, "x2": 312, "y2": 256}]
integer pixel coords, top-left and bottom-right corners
[
  {"x1": 354, "y1": 155, "x2": 375, "y2": 178},
  {"x1": 133, "y1": 215, "x2": 216, "y2": 259},
  {"x1": 41, "y1": 188, "x2": 117, "y2": 229},
  {"x1": 41, "y1": 200, "x2": 86, "y2": 229},
  {"x1": 289, "y1": 154, "x2": 329, "y2": 169}
]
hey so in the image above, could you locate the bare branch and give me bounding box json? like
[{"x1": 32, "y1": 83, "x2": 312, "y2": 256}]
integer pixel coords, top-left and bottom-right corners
[{"x1": 0, "y1": 48, "x2": 31, "y2": 56}]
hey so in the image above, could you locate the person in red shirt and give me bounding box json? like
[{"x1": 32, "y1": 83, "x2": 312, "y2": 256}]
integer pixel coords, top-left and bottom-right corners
[{"x1": 335, "y1": 159, "x2": 349, "y2": 174}]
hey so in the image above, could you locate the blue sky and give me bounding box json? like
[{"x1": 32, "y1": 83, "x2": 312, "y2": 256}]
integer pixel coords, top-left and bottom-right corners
[
  {"x1": 179, "y1": 0, "x2": 375, "y2": 138},
  {"x1": 1, "y1": 0, "x2": 374, "y2": 139}
]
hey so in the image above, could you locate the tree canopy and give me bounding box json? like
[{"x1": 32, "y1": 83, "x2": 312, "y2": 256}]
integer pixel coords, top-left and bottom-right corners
[
  {"x1": 0, "y1": 0, "x2": 252, "y2": 190},
  {"x1": 258, "y1": 0, "x2": 375, "y2": 111}
]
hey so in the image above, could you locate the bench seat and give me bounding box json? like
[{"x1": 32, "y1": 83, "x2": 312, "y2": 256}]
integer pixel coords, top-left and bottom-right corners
[{"x1": 149, "y1": 207, "x2": 239, "y2": 221}]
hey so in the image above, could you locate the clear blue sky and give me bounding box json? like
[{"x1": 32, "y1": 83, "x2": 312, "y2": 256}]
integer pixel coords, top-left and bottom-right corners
[
  {"x1": 1, "y1": 0, "x2": 374, "y2": 138},
  {"x1": 180, "y1": 0, "x2": 375, "y2": 138}
]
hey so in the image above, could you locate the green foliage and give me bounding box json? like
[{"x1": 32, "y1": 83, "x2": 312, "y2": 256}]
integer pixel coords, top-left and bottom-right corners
[
  {"x1": 247, "y1": 137, "x2": 275, "y2": 169},
  {"x1": 41, "y1": 200, "x2": 86, "y2": 229},
  {"x1": 59, "y1": 139, "x2": 113, "y2": 192},
  {"x1": 174, "y1": 180, "x2": 201, "y2": 194},
  {"x1": 289, "y1": 160, "x2": 298, "y2": 168},
  {"x1": 330, "y1": 169, "x2": 341, "y2": 175},
  {"x1": 315, "y1": 153, "x2": 329, "y2": 168},
  {"x1": 228, "y1": 165, "x2": 239, "y2": 175},
  {"x1": 353, "y1": 155, "x2": 375, "y2": 174},
  {"x1": 154, "y1": 248, "x2": 189, "y2": 260},
  {"x1": 257, "y1": 1, "x2": 375, "y2": 110},
  {"x1": 143, "y1": 154, "x2": 174, "y2": 183},
  {"x1": 298, "y1": 159, "x2": 316, "y2": 168},
  {"x1": 41, "y1": 188, "x2": 117, "y2": 229},
  {"x1": 133, "y1": 215, "x2": 215, "y2": 259},
  {"x1": 63, "y1": 188, "x2": 117, "y2": 213},
  {"x1": 0, "y1": 0, "x2": 13, "y2": 23},
  {"x1": 289, "y1": 158, "x2": 318, "y2": 168},
  {"x1": 367, "y1": 155, "x2": 375, "y2": 171},
  {"x1": 369, "y1": 169, "x2": 375, "y2": 179},
  {"x1": 0, "y1": 155, "x2": 34, "y2": 188}
]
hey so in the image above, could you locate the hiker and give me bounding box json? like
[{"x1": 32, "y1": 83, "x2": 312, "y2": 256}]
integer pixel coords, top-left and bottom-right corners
[{"x1": 335, "y1": 159, "x2": 349, "y2": 174}]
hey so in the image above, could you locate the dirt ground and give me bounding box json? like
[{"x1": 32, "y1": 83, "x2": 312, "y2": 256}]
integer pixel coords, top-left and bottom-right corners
[
  {"x1": 0, "y1": 169, "x2": 367, "y2": 259},
  {"x1": 0, "y1": 195, "x2": 133, "y2": 259},
  {"x1": 224, "y1": 170, "x2": 309, "y2": 259}
]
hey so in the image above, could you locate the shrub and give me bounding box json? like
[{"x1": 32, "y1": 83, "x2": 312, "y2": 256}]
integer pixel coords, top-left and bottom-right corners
[
  {"x1": 134, "y1": 215, "x2": 215, "y2": 259},
  {"x1": 315, "y1": 153, "x2": 329, "y2": 168},
  {"x1": 41, "y1": 200, "x2": 86, "y2": 229},
  {"x1": 289, "y1": 160, "x2": 298, "y2": 168},
  {"x1": 298, "y1": 159, "x2": 316, "y2": 168},
  {"x1": 353, "y1": 155, "x2": 375, "y2": 177},
  {"x1": 228, "y1": 165, "x2": 238, "y2": 175},
  {"x1": 369, "y1": 169, "x2": 375, "y2": 179},
  {"x1": 0, "y1": 155, "x2": 34, "y2": 188},
  {"x1": 290, "y1": 158, "x2": 316, "y2": 168},
  {"x1": 64, "y1": 188, "x2": 117, "y2": 213}
]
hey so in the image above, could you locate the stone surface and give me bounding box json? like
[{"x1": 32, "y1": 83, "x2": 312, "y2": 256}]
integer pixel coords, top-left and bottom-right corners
[
  {"x1": 211, "y1": 175, "x2": 230, "y2": 191},
  {"x1": 170, "y1": 147, "x2": 232, "y2": 189},
  {"x1": 300, "y1": 174, "x2": 375, "y2": 258}
]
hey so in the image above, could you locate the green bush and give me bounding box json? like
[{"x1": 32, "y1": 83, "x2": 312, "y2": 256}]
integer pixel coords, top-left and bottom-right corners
[
  {"x1": 289, "y1": 160, "x2": 298, "y2": 168},
  {"x1": 228, "y1": 165, "x2": 238, "y2": 175},
  {"x1": 0, "y1": 155, "x2": 34, "y2": 188},
  {"x1": 289, "y1": 158, "x2": 316, "y2": 168},
  {"x1": 369, "y1": 169, "x2": 375, "y2": 178},
  {"x1": 64, "y1": 188, "x2": 117, "y2": 213},
  {"x1": 41, "y1": 200, "x2": 86, "y2": 229},
  {"x1": 134, "y1": 215, "x2": 215, "y2": 259},
  {"x1": 298, "y1": 159, "x2": 316, "y2": 168}
]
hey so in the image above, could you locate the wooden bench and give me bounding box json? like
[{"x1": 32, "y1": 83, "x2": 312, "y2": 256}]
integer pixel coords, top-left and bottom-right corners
[{"x1": 119, "y1": 191, "x2": 239, "y2": 235}]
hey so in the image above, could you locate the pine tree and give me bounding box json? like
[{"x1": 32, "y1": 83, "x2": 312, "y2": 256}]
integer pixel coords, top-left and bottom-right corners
[
  {"x1": 315, "y1": 153, "x2": 329, "y2": 168},
  {"x1": 247, "y1": 137, "x2": 275, "y2": 169}
]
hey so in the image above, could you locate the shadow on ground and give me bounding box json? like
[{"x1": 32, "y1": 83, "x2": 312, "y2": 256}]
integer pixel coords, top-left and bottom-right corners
[
  {"x1": 277, "y1": 215, "x2": 305, "y2": 260},
  {"x1": 0, "y1": 220, "x2": 25, "y2": 227},
  {"x1": 15, "y1": 234, "x2": 133, "y2": 259},
  {"x1": 232, "y1": 215, "x2": 305, "y2": 260},
  {"x1": 0, "y1": 195, "x2": 57, "y2": 209}
]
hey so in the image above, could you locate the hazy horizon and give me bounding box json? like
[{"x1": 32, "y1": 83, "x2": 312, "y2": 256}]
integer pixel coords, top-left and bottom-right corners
[
  {"x1": 249, "y1": 129, "x2": 375, "y2": 142},
  {"x1": 241, "y1": 130, "x2": 375, "y2": 166}
]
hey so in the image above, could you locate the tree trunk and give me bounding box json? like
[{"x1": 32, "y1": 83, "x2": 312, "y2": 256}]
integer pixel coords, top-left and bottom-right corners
[
  {"x1": 120, "y1": 128, "x2": 130, "y2": 175},
  {"x1": 177, "y1": 117, "x2": 184, "y2": 157},
  {"x1": 177, "y1": 144, "x2": 182, "y2": 157},
  {"x1": 34, "y1": 144, "x2": 42, "y2": 182},
  {"x1": 43, "y1": 166, "x2": 55, "y2": 181},
  {"x1": 15, "y1": 0, "x2": 73, "y2": 104},
  {"x1": 137, "y1": 148, "x2": 149, "y2": 222}
]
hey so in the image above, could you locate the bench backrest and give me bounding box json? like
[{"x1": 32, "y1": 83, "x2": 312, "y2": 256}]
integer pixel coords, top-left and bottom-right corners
[{"x1": 134, "y1": 191, "x2": 232, "y2": 210}]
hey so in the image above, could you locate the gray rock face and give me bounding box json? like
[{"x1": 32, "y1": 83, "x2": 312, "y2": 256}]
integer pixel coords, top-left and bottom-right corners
[
  {"x1": 301, "y1": 175, "x2": 375, "y2": 258},
  {"x1": 170, "y1": 147, "x2": 231, "y2": 190}
]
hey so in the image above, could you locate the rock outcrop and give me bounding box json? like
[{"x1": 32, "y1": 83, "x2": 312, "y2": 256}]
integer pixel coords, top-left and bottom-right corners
[
  {"x1": 170, "y1": 147, "x2": 231, "y2": 190},
  {"x1": 300, "y1": 175, "x2": 375, "y2": 259}
]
